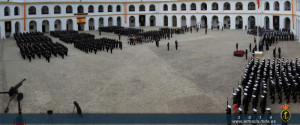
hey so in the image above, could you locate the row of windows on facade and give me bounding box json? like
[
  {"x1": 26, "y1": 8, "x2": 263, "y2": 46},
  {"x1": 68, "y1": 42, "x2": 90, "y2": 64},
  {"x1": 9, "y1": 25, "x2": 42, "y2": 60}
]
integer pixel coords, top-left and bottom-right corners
[
  {"x1": 2, "y1": 1, "x2": 292, "y2": 16},
  {"x1": 162, "y1": 1, "x2": 291, "y2": 11}
]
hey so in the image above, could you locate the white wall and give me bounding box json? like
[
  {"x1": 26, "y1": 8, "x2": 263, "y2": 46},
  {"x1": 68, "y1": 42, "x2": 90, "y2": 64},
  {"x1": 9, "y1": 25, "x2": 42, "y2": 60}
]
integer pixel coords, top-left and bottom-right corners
[{"x1": 0, "y1": 0, "x2": 299, "y2": 39}]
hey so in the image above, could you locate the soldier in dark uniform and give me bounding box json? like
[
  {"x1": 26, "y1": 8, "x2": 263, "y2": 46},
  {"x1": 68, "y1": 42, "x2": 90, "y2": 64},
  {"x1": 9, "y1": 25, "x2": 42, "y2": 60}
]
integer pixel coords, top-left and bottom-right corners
[
  {"x1": 110, "y1": 44, "x2": 113, "y2": 54},
  {"x1": 106, "y1": 44, "x2": 109, "y2": 52},
  {"x1": 119, "y1": 33, "x2": 121, "y2": 40},
  {"x1": 238, "y1": 108, "x2": 243, "y2": 125},
  {"x1": 260, "y1": 95, "x2": 266, "y2": 114},
  {"x1": 167, "y1": 42, "x2": 170, "y2": 51},
  {"x1": 243, "y1": 93, "x2": 249, "y2": 114},
  {"x1": 266, "y1": 108, "x2": 271, "y2": 125},
  {"x1": 175, "y1": 40, "x2": 178, "y2": 50},
  {"x1": 249, "y1": 43, "x2": 252, "y2": 52},
  {"x1": 278, "y1": 46, "x2": 281, "y2": 58},
  {"x1": 99, "y1": 29, "x2": 101, "y2": 35},
  {"x1": 226, "y1": 105, "x2": 232, "y2": 125},
  {"x1": 273, "y1": 46, "x2": 276, "y2": 58},
  {"x1": 245, "y1": 49, "x2": 248, "y2": 60},
  {"x1": 119, "y1": 41, "x2": 122, "y2": 50},
  {"x1": 205, "y1": 27, "x2": 207, "y2": 34}
]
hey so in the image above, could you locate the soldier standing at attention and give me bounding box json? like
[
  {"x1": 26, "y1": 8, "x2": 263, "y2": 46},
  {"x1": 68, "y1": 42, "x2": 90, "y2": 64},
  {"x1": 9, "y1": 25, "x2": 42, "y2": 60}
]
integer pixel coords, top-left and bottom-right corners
[
  {"x1": 245, "y1": 49, "x2": 248, "y2": 60},
  {"x1": 167, "y1": 42, "x2": 170, "y2": 51},
  {"x1": 119, "y1": 33, "x2": 121, "y2": 40},
  {"x1": 278, "y1": 46, "x2": 281, "y2": 58},
  {"x1": 175, "y1": 40, "x2": 178, "y2": 50},
  {"x1": 99, "y1": 29, "x2": 101, "y2": 35},
  {"x1": 273, "y1": 46, "x2": 276, "y2": 58},
  {"x1": 249, "y1": 43, "x2": 252, "y2": 52},
  {"x1": 266, "y1": 108, "x2": 272, "y2": 125},
  {"x1": 205, "y1": 26, "x2": 207, "y2": 34},
  {"x1": 226, "y1": 105, "x2": 232, "y2": 125},
  {"x1": 110, "y1": 44, "x2": 113, "y2": 54}
]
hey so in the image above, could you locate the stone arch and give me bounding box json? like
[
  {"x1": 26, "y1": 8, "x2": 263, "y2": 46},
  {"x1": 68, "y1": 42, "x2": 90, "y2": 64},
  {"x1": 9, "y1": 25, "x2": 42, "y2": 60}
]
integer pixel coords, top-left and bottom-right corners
[
  {"x1": 66, "y1": 19, "x2": 73, "y2": 30},
  {"x1": 42, "y1": 20, "x2": 50, "y2": 33},
  {"x1": 150, "y1": 15, "x2": 156, "y2": 26},
  {"x1": 172, "y1": 16, "x2": 177, "y2": 27},
  {"x1": 129, "y1": 16, "x2": 135, "y2": 27},
  {"x1": 181, "y1": 16, "x2": 186, "y2": 27},
  {"x1": 164, "y1": 15, "x2": 168, "y2": 26},
  {"x1": 29, "y1": 20, "x2": 37, "y2": 32},
  {"x1": 235, "y1": 16, "x2": 243, "y2": 29},
  {"x1": 54, "y1": 19, "x2": 62, "y2": 31},
  {"x1": 224, "y1": 16, "x2": 231, "y2": 29},
  {"x1": 248, "y1": 16, "x2": 255, "y2": 29}
]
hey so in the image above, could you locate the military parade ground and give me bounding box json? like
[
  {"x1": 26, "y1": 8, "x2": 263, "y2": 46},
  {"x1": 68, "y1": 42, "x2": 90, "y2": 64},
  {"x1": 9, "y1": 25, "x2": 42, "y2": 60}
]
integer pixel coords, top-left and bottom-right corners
[{"x1": 0, "y1": 26, "x2": 299, "y2": 114}]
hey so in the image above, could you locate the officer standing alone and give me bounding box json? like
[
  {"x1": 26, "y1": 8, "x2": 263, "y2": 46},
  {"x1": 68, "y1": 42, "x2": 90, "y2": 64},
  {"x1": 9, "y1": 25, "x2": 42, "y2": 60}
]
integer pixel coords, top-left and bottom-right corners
[
  {"x1": 175, "y1": 40, "x2": 178, "y2": 50},
  {"x1": 167, "y1": 42, "x2": 170, "y2": 51}
]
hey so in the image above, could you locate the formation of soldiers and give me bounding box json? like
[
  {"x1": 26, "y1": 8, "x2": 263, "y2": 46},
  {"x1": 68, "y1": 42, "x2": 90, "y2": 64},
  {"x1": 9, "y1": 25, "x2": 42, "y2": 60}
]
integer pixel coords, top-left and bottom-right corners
[
  {"x1": 99, "y1": 26, "x2": 143, "y2": 36},
  {"x1": 73, "y1": 37, "x2": 122, "y2": 54},
  {"x1": 228, "y1": 57, "x2": 300, "y2": 115},
  {"x1": 51, "y1": 30, "x2": 122, "y2": 54},
  {"x1": 14, "y1": 32, "x2": 68, "y2": 62}
]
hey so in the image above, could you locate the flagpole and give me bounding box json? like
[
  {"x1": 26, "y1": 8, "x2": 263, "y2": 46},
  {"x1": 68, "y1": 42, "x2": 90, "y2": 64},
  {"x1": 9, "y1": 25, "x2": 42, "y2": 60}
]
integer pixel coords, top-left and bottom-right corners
[
  {"x1": 255, "y1": 0, "x2": 263, "y2": 57},
  {"x1": 256, "y1": 0, "x2": 260, "y2": 52}
]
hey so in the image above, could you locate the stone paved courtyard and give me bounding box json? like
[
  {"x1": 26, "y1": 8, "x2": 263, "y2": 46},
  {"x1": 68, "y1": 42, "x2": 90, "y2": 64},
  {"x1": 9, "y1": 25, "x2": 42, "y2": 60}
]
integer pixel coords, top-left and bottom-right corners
[{"x1": 0, "y1": 27, "x2": 300, "y2": 114}]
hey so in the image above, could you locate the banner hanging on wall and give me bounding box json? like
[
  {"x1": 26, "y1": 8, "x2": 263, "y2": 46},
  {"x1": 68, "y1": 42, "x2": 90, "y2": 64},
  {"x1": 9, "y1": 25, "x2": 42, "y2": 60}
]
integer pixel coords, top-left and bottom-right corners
[{"x1": 77, "y1": 17, "x2": 86, "y2": 24}]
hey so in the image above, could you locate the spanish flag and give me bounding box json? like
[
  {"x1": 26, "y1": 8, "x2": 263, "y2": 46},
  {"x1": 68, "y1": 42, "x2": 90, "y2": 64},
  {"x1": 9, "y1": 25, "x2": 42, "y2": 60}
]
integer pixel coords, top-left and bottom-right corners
[
  {"x1": 77, "y1": 17, "x2": 86, "y2": 24},
  {"x1": 257, "y1": 0, "x2": 260, "y2": 9}
]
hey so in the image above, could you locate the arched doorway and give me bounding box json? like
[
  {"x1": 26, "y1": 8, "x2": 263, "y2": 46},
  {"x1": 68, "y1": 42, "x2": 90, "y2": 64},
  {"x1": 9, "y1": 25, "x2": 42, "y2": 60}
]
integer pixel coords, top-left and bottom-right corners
[
  {"x1": 284, "y1": 18, "x2": 291, "y2": 30},
  {"x1": 201, "y1": 16, "x2": 207, "y2": 27},
  {"x1": 264, "y1": 16, "x2": 270, "y2": 29},
  {"x1": 129, "y1": 16, "x2": 135, "y2": 27},
  {"x1": 108, "y1": 17, "x2": 113, "y2": 26},
  {"x1": 29, "y1": 20, "x2": 37, "y2": 32},
  {"x1": 164, "y1": 16, "x2": 168, "y2": 26},
  {"x1": 212, "y1": 16, "x2": 219, "y2": 28},
  {"x1": 15, "y1": 22, "x2": 20, "y2": 34},
  {"x1": 235, "y1": 16, "x2": 243, "y2": 29},
  {"x1": 248, "y1": 16, "x2": 255, "y2": 29},
  {"x1": 66, "y1": 19, "x2": 73, "y2": 30},
  {"x1": 181, "y1": 16, "x2": 186, "y2": 27},
  {"x1": 99, "y1": 18, "x2": 104, "y2": 27},
  {"x1": 42, "y1": 20, "x2": 49, "y2": 33},
  {"x1": 191, "y1": 15, "x2": 197, "y2": 26},
  {"x1": 89, "y1": 18, "x2": 94, "y2": 30},
  {"x1": 172, "y1": 16, "x2": 177, "y2": 27},
  {"x1": 117, "y1": 17, "x2": 121, "y2": 27},
  {"x1": 54, "y1": 19, "x2": 61, "y2": 31},
  {"x1": 150, "y1": 15, "x2": 156, "y2": 26},
  {"x1": 224, "y1": 16, "x2": 230, "y2": 29}
]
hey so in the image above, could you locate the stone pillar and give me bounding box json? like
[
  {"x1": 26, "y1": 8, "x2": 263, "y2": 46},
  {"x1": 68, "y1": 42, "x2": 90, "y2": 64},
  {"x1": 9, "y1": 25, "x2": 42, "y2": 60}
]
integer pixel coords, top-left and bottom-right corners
[
  {"x1": 269, "y1": 16, "x2": 274, "y2": 29},
  {"x1": 230, "y1": 15, "x2": 235, "y2": 29},
  {"x1": 37, "y1": 20, "x2": 42, "y2": 32},
  {"x1": 0, "y1": 21, "x2": 6, "y2": 39},
  {"x1": 49, "y1": 20, "x2": 55, "y2": 32},
  {"x1": 73, "y1": 18, "x2": 78, "y2": 31},
  {"x1": 61, "y1": 19, "x2": 67, "y2": 30}
]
